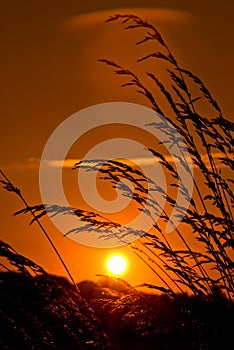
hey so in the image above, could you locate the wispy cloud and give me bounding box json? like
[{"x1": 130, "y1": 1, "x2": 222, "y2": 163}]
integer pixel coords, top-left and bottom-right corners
[
  {"x1": 2, "y1": 152, "x2": 230, "y2": 173},
  {"x1": 36, "y1": 152, "x2": 228, "y2": 170}
]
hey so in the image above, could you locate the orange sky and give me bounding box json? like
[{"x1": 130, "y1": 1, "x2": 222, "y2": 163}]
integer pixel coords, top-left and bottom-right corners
[{"x1": 0, "y1": 0, "x2": 234, "y2": 287}]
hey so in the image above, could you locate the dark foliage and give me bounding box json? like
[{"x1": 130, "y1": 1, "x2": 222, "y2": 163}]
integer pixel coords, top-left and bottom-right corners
[
  {"x1": 0, "y1": 272, "x2": 109, "y2": 350},
  {"x1": 0, "y1": 272, "x2": 233, "y2": 350},
  {"x1": 79, "y1": 276, "x2": 234, "y2": 350}
]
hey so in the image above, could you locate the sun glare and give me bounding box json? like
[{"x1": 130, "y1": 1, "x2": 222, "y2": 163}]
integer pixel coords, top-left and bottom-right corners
[{"x1": 106, "y1": 255, "x2": 128, "y2": 275}]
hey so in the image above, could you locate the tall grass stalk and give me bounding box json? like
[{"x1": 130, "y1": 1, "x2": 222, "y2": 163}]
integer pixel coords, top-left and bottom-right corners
[{"x1": 0, "y1": 170, "x2": 80, "y2": 293}]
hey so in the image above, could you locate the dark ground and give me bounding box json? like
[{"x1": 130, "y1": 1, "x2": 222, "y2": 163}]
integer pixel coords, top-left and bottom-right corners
[{"x1": 0, "y1": 272, "x2": 233, "y2": 349}]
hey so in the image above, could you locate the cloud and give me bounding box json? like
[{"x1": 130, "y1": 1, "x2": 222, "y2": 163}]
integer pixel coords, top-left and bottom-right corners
[
  {"x1": 2, "y1": 151, "x2": 229, "y2": 173},
  {"x1": 40, "y1": 158, "x2": 157, "y2": 169},
  {"x1": 37, "y1": 152, "x2": 227, "y2": 170}
]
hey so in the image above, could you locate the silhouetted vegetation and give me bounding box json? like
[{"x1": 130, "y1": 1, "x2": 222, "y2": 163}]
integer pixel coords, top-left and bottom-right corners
[
  {"x1": 4, "y1": 14, "x2": 232, "y2": 299},
  {"x1": 0, "y1": 272, "x2": 233, "y2": 349},
  {"x1": 0, "y1": 239, "x2": 46, "y2": 276},
  {"x1": 79, "y1": 276, "x2": 234, "y2": 350},
  {"x1": 96, "y1": 14, "x2": 234, "y2": 299},
  {"x1": 0, "y1": 272, "x2": 109, "y2": 349},
  {"x1": 0, "y1": 13, "x2": 234, "y2": 350}
]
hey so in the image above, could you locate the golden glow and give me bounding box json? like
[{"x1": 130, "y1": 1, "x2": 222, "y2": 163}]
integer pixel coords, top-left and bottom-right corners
[{"x1": 106, "y1": 255, "x2": 128, "y2": 275}]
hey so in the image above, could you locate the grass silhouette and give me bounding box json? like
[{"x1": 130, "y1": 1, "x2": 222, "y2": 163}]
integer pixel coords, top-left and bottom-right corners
[
  {"x1": 95, "y1": 14, "x2": 234, "y2": 298},
  {"x1": 0, "y1": 272, "x2": 233, "y2": 349},
  {"x1": 1, "y1": 14, "x2": 233, "y2": 299},
  {"x1": 0, "y1": 12, "x2": 234, "y2": 350},
  {"x1": 0, "y1": 170, "x2": 79, "y2": 293}
]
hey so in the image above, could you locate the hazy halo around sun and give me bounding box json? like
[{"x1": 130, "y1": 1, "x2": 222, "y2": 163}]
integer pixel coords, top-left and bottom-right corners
[{"x1": 62, "y1": 8, "x2": 195, "y2": 32}]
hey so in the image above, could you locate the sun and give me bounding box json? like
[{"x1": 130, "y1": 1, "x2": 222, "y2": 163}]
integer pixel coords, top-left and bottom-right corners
[{"x1": 106, "y1": 255, "x2": 128, "y2": 275}]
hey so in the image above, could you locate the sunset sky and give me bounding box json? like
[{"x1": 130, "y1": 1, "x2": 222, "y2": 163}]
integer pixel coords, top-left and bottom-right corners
[{"x1": 1, "y1": 0, "x2": 234, "y2": 287}]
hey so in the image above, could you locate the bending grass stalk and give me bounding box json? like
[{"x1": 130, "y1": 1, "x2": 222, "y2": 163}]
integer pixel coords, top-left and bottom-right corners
[{"x1": 0, "y1": 169, "x2": 80, "y2": 294}]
